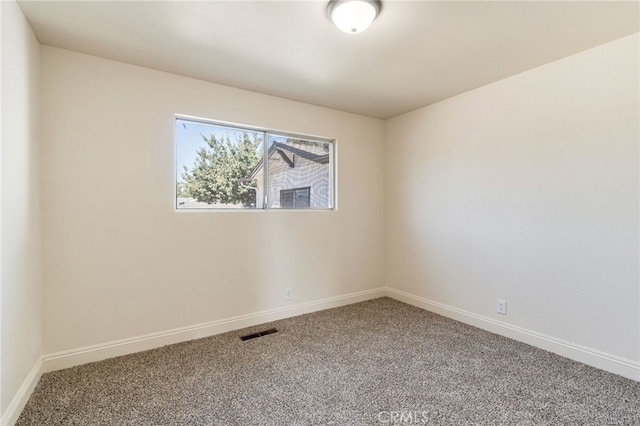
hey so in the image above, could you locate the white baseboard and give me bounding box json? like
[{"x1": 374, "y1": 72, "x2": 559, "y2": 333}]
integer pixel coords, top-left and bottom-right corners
[
  {"x1": 11, "y1": 285, "x2": 635, "y2": 426},
  {"x1": 42, "y1": 287, "x2": 386, "y2": 373},
  {"x1": 386, "y1": 287, "x2": 640, "y2": 381},
  {"x1": 1, "y1": 358, "x2": 42, "y2": 426}
]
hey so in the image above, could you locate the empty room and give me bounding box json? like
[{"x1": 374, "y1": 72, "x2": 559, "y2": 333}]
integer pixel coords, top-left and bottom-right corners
[{"x1": 2, "y1": 0, "x2": 639, "y2": 424}]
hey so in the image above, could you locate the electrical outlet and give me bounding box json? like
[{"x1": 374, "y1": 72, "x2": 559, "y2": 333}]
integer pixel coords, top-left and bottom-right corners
[
  {"x1": 285, "y1": 288, "x2": 292, "y2": 301},
  {"x1": 496, "y1": 299, "x2": 507, "y2": 315}
]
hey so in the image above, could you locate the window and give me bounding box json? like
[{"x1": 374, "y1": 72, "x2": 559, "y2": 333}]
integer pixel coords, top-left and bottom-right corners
[
  {"x1": 175, "y1": 117, "x2": 334, "y2": 210},
  {"x1": 280, "y1": 187, "x2": 310, "y2": 209}
]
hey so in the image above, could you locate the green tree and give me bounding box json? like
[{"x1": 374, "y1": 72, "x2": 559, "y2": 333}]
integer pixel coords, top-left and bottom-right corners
[{"x1": 181, "y1": 132, "x2": 262, "y2": 207}]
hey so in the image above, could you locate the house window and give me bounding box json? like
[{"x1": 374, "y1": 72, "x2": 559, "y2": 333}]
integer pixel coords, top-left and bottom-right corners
[
  {"x1": 280, "y1": 187, "x2": 310, "y2": 209},
  {"x1": 175, "y1": 117, "x2": 334, "y2": 210}
]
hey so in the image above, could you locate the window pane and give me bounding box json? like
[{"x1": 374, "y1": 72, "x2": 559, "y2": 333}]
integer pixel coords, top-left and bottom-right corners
[
  {"x1": 267, "y1": 136, "x2": 332, "y2": 209},
  {"x1": 280, "y1": 190, "x2": 295, "y2": 208},
  {"x1": 294, "y1": 187, "x2": 311, "y2": 208},
  {"x1": 176, "y1": 119, "x2": 263, "y2": 209}
]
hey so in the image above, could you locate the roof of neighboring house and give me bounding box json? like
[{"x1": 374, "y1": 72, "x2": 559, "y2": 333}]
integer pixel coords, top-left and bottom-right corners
[{"x1": 246, "y1": 142, "x2": 329, "y2": 180}]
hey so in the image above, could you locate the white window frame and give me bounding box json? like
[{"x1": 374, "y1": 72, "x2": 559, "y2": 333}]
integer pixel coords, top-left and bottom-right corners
[{"x1": 174, "y1": 115, "x2": 336, "y2": 212}]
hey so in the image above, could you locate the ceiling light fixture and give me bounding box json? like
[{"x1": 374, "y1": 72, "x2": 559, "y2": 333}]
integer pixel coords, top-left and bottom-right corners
[{"x1": 327, "y1": 0, "x2": 381, "y2": 34}]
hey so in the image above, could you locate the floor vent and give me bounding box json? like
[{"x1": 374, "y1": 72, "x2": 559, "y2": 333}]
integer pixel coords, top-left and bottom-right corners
[{"x1": 240, "y1": 328, "x2": 278, "y2": 341}]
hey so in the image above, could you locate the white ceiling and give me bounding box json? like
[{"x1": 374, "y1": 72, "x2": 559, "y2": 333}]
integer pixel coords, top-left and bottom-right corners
[{"x1": 18, "y1": 0, "x2": 639, "y2": 120}]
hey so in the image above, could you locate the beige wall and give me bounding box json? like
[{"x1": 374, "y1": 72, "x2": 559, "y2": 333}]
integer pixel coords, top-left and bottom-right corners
[
  {"x1": 1, "y1": 0, "x2": 43, "y2": 415},
  {"x1": 385, "y1": 34, "x2": 639, "y2": 362},
  {"x1": 41, "y1": 46, "x2": 385, "y2": 353}
]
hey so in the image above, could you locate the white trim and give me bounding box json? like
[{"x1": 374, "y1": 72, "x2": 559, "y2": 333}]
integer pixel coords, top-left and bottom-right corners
[
  {"x1": 174, "y1": 114, "x2": 334, "y2": 143},
  {"x1": 42, "y1": 288, "x2": 386, "y2": 373},
  {"x1": 1, "y1": 359, "x2": 42, "y2": 426},
  {"x1": 385, "y1": 287, "x2": 640, "y2": 381},
  {"x1": 7, "y1": 286, "x2": 637, "y2": 425}
]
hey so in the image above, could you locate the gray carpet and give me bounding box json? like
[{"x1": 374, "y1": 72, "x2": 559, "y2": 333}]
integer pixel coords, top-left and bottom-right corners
[{"x1": 17, "y1": 298, "x2": 640, "y2": 425}]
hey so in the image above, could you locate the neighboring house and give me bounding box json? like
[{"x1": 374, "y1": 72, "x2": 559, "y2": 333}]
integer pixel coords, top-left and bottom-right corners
[{"x1": 247, "y1": 141, "x2": 331, "y2": 209}]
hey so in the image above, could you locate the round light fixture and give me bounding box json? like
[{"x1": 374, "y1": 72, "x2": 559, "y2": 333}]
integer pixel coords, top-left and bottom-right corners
[{"x1": 327, "y1": 0, "x2": 381, "y2": 34}]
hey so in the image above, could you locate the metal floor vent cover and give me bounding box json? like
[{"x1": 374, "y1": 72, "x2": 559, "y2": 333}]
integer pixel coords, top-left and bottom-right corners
[{"x1": 240, "y1": 328, "x2": 278, "y2": 341}]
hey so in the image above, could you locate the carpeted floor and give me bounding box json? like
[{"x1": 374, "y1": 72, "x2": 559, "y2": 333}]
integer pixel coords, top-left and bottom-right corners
[{"x1": 17, "y1": 298, "x2": 640, "y2": 425}]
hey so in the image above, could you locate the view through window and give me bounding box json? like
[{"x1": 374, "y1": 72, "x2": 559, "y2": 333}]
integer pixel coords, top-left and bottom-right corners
[{"x1": 176, "y1": 118, "x2": 334, "y2": 210}]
